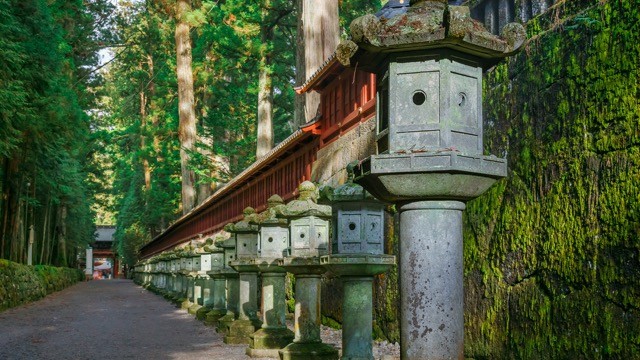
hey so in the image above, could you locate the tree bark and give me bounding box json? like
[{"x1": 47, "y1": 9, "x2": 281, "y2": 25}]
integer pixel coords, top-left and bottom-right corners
[
  {"x1": 293, "y1": 0, "x2": 339, "y2": 127},
  {"x1": 140, "y1": 88, "x2": 151, "y2": 191},
  {"x1": 56, "y1": 204, "x2": 68, "y2": 267},
  {"x1": 257, "y1": 1, "x2": 275, "y2": 159},
  {"x1": 175, "y1": 0, "x2": 197, "y2": 214}
]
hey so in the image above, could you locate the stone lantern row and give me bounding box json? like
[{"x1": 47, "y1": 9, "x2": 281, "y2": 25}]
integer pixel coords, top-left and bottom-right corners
[
  {"x1": 133, "y1": 2, "x2": 525, "y2": 359},
  {"x1": 133, "y1": 180, "x2": 395, "y2": 360}
]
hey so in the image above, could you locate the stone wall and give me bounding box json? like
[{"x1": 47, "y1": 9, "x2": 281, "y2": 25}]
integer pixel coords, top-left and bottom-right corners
[
  {"x1": 311, "y1": 116, "x2": 377, "y2": 187},
  {"x1": 0, "y1": 259, "x2": 84, "y2": 312},
  {"x1": 464, "y1": 0, "x2": 640, "y2": 358}
]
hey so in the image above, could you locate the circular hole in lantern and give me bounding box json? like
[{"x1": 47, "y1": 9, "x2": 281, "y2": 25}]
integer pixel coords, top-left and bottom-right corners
[
  {"x1": 268, "y1": 237, "x2": 274, "y2": 243},
  {"x1": 349, "y1": 222, "x2": 356, "y2": 231},
  {"x1": 412, "y1": 91, "x2": 426, "y2": 106},
  {"x1": 458, "y1": 92, "x2": 467, "y2": 107},
  {"x1": 300, "y1": 233, "x2": 305, "y2": 238}
]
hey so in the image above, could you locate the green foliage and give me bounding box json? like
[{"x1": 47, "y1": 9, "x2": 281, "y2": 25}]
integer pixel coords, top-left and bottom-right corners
[
  {"x1": 0, "y1": 0, "x2": 113, "y2": 266},
  {"x1": 0, "y1": 259, "x2": 83, "y2": 311},
  {"x1": 463, "y1": 1, "x2": 640, "y2": 358}
]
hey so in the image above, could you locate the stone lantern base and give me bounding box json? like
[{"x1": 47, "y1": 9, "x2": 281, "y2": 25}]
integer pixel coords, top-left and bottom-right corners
[
  {"x1": 225, "y1": 318, "x2": 263, "y2": 344},
  {"x1": 246, "y1": 327, "x2": 295, "y2": 357},
  {"x1": 279, "y1": 342, "x2": 340, "y2": 360},
  {"x1": 204, "y1": 307, "x2": 227, "y2": 326}
]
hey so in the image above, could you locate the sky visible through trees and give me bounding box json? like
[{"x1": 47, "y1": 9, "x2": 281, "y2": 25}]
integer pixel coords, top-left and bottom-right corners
[{"x1": 0, "y1": 0, "x2": 383, "y2": 267}]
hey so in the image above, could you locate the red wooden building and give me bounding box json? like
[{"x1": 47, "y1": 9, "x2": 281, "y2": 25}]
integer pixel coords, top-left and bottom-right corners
[{"x1": 139, "y1": 55, "x2": 376, "y2": 259}]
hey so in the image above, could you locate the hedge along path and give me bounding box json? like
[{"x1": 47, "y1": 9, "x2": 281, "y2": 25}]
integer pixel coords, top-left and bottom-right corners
[{"x1": 0, "y1": 259, "x2": 83, "y2": 311}]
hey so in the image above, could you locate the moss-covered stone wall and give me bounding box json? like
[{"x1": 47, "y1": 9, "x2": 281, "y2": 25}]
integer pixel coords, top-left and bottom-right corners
[
  {"x1": 0, "y1": 259, "x2": 84, "y2": 311},
  {"x1": 323, "y1": 1, "x2": 639, "y2": 358},
  {"x1": 463, "y1": 0, "x2": 640, "y2": 358}
]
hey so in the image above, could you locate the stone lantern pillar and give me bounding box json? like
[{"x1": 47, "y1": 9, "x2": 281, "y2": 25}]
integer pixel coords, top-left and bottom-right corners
[
  {"x1": 158, "y1": 257, "x2": 167, "y2": 294},
  {"x1": 188, "y1": 248, "x2": 206, "y2": 315},
  {"x1": 197, "y1": 240, "x2": 225, "y2": 321},
  {"x1": 278, "y1": 181, "x2": 339, "y2": 360},
  {"x1": 163, "y1": 251, "x2": 176, "y2": 300},
  {"x1": 215, "y1": 237, "x2": 240, "y2": 333},
  {"x1": 181, "y1": 247, "x2": 197, "y2": 309},
  {"x1": 320, "y1": 165, "x2": 396, "y2": 360},
  {"x1": 224, "y1": 208, "x2": 263, "y2": 344},
  {"x1": 337, "y1": 1, "x2": 526, "y2": 358},
  {"x1": 167, "y1": 253, "x2": 180, "y2": 302},
  {"x1": 173, "y1": 251, "x2": 189, "y2": 307},
  {"x1": 246, "y1": 194, "x2": 295, "y2": 358}
]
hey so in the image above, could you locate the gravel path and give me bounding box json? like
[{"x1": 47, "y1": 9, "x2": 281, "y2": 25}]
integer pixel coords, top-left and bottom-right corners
[{"x1": 0, "y1": 279, "x2": 399, "y2": 359}]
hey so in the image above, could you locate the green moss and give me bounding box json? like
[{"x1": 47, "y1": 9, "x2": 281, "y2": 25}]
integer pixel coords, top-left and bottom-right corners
[
  {"x1": 0, "y1": 259, "x2": 82, "y2": 311},
  {"x1": 463, "y1": 1, "x2": 640, "y2": 358},
  {"x1": 322, "y1": 314, "x2": 342, "y2": 330}
]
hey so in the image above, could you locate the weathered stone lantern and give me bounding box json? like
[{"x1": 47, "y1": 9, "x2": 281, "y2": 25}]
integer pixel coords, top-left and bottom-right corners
[
  {"x1": 224, "y1": 208, "x2": 263, "y2": 344},
  {"x1": 320, "y1": 165, "x2": 396, "y2": 360},
  {"x1": 278, "y1": 181, "x2": 339, "y2": 360},
  {"x1": 214, "y1": 236, "x2": 240, "y2": 333},
  {"x1": 337, "y1": 1, "x2": 526, "y2": 358},
  {"x1": 196, "y1": 240, "x2": 225, "y2": 321},
  {"x1": 165, "y1": 252, "x2": 178, "y2": 301},
  {"x1": 187, "y1": 247, "x2": 207, "y2": 315},
  {"x1": 167, "y1": 253, "x2": 180, "y2": 302},
  {"x1": 173, "y1": 250, "x2": 190, "y2": 307},
  {"x1": 180, "y1": 247, "x2": 197, "y2": 310},
  {"x1": 246, "y1": 195, "x2": 295, "y2": 358}
]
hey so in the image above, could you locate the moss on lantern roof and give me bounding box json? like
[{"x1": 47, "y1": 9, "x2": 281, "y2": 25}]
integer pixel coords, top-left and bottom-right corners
[
  {"x1": 256, "y1": 194, "x2": 288, "y2": 225},
  {"x1": 278, "y1": 181, "x2": 331, "y2": 219},
  {"x1": 337, "y1": 0, "x2": 526, "y2": 68},
  {"x1": 224, "y1": 206, "x2": 260, "y2": 233}
]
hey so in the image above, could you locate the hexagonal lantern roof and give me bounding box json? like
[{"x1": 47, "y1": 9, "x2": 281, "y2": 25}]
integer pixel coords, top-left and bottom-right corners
[{"x1": 336, "y1": 0, "x2": 525, "y2": 70}]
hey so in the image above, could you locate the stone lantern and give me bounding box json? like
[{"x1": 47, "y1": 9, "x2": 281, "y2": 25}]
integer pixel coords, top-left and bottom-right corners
[
  {"x1": 338, "y1": 1, "x2": 526, "y2": 358},
  {"x1": 214, "y1": 236, "x2": 240, "y2": 333},
  {"x1": 278, "y1": 181, "x2": 339, "y2": 360},
  {"x1": 195, "y1": 239, "x2": 224, "y2": 321},
  {"x1": 172, "y1": 250, "x2": 189, "y2": 307},
  {"x1": 187, "y1": 246, "x2": 206, "y2": 315},
  {"x1": 224, "y1": 208, "x2": 263, "y2": 344},
  {"x1": 167, "y1": 253, "x2": 180, "y2": 302},
  {"x1": 320, "y1": 165, "x2": 396, "y2": 360},
  {"x1": 246, "y1": 195, "x2": 295, "y2": 358},
  {"x1": 164, "y1": 252, "x2": 178, "y2": 301},
  {"x1": 180, "y1": 247, "x2": 197, "y2": 310},
  {"x1": 200, "y1": 240, "x2": 225, "y2": 323}
]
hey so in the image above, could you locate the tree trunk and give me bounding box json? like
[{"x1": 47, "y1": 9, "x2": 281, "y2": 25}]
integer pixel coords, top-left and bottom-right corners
[
  {"x1": 257, "y1": 2, "x2": 275, "y2": 159},
  {"x1": 293, "y1": 0, "x2": 339, "y2": 127},
  {"x1": 39, "y1": 196, "x2": 51, "y2": 265},
  {"x1": 140, "y1": 89, "x2": 151, "y2": 191},
  {"x1": 56, "y1": 204, "x2": 68, "y2": 267},
  {"x1": 175, "y1": 0, "x2": 197, "y2": 214}
]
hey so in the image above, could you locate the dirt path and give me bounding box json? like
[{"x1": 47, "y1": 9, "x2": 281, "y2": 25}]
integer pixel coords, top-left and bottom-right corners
[
  {"x1": 0, "y1": 280, "x2": 263, "y2": 360},
  {"x1": 0, "y1": 279, "x2": 399, "y2": 359}
]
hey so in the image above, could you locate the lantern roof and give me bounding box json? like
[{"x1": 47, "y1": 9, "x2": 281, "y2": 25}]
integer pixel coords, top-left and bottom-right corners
[
  {"x1": 224, "y1": 207, "x2": 260, "y2": 233},
  {"x1": 336, "y1": 0, "x2": 526, "y2": 70},
  {"x1": 278, "y1": 182, "x2": 331, "y2": 219},
  {"x1": 255, "y1": 194, "x2": 288, "y2": 226}
]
